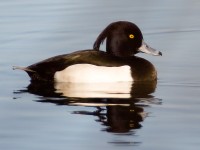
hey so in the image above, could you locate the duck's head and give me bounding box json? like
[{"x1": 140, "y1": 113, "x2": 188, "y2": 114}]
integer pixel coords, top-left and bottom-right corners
[{"x1": 93, "y1": 21, "x2": 162, "y2": 57}]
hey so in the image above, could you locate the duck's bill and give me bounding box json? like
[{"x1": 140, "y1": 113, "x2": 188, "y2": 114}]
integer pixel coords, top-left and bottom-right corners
[{"x1": 138, "y1": 41, "x2": 162, "y2": 56}]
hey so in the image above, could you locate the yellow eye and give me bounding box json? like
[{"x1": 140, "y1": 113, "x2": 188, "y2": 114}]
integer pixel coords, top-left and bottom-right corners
[{"x1": 129, "y1": 34, "x2": 134, "y2": 39}]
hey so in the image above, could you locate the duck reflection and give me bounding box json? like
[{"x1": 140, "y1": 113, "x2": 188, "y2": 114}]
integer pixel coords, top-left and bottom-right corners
[
  {"x1": 15, "y1": 81, "x2": 161, "y2": 133},
  {"x1": 96, "y1": 102, "x2": 145, "y2": 133}
]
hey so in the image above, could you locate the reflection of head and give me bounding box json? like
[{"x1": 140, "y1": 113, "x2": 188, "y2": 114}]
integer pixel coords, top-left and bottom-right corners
[
  {"x1": 71, "y1": 97, "x2": 162, "y2": 133},
  {"x1": 101, "y1": 104, "x2": 144, "y2": 133}
]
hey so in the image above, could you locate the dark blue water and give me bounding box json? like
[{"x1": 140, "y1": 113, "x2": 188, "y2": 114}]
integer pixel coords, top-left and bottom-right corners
[{"x1": 1, "y1": 0, "x2": 200, "y2": 150}]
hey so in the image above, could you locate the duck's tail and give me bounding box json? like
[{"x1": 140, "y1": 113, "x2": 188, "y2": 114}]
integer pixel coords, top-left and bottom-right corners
[{"x1": 13, "y1": 66, "x2": 35, "y2": 73}]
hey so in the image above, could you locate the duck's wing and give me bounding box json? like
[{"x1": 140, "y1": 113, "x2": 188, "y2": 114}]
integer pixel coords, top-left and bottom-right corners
[{"x1": 14, "y1": 50, "x2": 124, "y2": 82}]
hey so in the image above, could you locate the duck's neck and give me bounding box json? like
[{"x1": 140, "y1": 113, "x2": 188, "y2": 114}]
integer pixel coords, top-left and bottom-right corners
[
  {"x1": 106, "y1": 38, "x2": 134, "y2": 57},
  {"x1": 106, "y1": 45, "x2": 134, "y2": 57}
]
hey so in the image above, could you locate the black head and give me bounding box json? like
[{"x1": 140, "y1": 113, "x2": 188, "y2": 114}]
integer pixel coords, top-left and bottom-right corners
[{"x1": 93, "y1": 21, "x2": 162, "y2": 57}]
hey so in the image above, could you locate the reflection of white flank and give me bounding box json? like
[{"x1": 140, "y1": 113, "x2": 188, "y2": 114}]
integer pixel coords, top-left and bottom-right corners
[
  {"x1": 69, "y1": 103, "x2": 130, "y2": 107},
  {"x1": 54, "y1": 82, "x2": 132, "y2": 98},
  {"x1": 54, "y1": 64, "x2": 133, "y2": 83}
]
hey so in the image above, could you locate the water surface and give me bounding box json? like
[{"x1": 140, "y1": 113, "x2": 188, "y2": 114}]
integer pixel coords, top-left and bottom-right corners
[{"x1": 1, "y1": 0, "x2": 200, "y2": 150}]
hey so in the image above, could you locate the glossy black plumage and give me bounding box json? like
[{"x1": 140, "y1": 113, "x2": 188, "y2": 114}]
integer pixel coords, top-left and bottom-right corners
[
  {"x1": 14, "y1": 21, "x2": 161, "y2": 82},
  {"x1": 25, "y1": 50, "x2": 156, "y2": 82},
  {"x1": 94, "y1": 21, "x2": 143, "y2": 57}
]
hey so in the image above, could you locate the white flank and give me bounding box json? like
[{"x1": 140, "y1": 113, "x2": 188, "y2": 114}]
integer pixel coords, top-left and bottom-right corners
[{"x1": 54, "y1": 64, "x2": 133, "y2": 83}]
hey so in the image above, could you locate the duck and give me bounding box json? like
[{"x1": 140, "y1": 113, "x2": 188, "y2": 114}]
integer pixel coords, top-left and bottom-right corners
[{"x1": 14, "y1": 21, "x2": 162, "y2": 83}]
